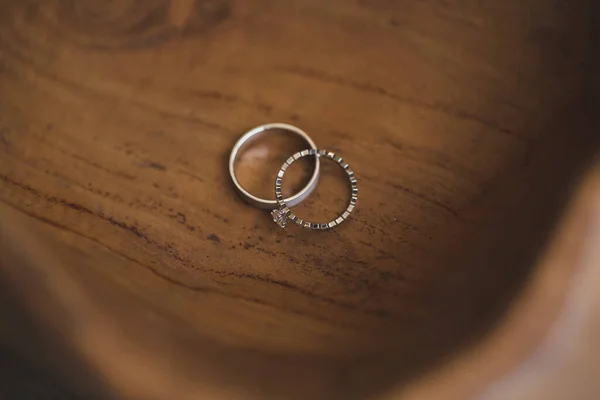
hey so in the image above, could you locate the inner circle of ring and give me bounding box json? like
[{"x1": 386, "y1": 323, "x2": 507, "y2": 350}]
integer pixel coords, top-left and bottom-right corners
[
  {"x1": 274, "y1": 149, "x2": 358, "y2": 230},
  {"x1": 228, "y1": 123, "x2": 321, "y2": 210}
]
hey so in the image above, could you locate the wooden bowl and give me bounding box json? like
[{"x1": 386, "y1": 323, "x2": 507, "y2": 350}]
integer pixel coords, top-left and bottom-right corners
[{"x1": 0, "y1": 1, "x2": 598, "y2": 399}]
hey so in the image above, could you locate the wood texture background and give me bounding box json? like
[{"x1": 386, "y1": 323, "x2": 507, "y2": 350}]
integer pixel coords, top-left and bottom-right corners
[{"x1": 0, "y1": 0, "x2": 598, "y2": 399}]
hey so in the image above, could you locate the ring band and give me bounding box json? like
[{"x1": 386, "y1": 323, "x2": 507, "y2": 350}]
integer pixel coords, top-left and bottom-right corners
[
  {"x1": 271, "y1": 149, "x2": 358, "y2": 230},
  {"x1": 229, "y1": 123, "x2": 321, "y2": 210}
]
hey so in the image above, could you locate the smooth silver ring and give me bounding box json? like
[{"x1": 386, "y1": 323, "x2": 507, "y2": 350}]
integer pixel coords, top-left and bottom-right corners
[
  {"x1": 271, "y1": 149, "x2": 358, "y2": 230},
  {"x1": 229, "y1": 123, "x2": 320, "y2": 210}
]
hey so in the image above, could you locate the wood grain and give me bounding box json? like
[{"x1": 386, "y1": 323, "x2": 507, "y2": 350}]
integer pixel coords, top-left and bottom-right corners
[{"x1": 0, "y1": 0, "x2": 598, "y2": 399}]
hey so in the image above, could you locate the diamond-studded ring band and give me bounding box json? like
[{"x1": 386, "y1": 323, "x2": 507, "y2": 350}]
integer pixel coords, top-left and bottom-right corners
[{"x1": 271, "y1": 149, "x2": 358, "y2": 230}]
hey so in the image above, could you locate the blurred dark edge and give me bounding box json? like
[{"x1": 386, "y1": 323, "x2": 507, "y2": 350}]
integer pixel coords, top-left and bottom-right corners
[{"x1": 0, "y1": 278, "x2": 115, "y2": 400}]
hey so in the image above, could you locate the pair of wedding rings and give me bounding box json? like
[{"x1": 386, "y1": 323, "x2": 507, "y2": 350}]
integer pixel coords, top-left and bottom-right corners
[{"x1": 228, "y1": 123, "x2": 358, "y2": 230}]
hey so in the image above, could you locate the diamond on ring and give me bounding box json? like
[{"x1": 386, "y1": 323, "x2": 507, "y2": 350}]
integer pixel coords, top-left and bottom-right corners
[{"x1": 271, "y1": 208, "x2": 288, "y2": 228}]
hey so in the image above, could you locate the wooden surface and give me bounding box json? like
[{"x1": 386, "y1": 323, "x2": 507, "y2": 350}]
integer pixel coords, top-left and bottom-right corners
[{"x1": 0, "y1": 0, "x2": 598, "y2": 399}]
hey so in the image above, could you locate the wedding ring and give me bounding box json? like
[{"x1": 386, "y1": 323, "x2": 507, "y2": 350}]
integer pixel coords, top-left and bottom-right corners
[
  {"x1": 229, "y1": 123, "x2": 320, "y2": 210},
  {"x1": 271, "y1": 149, "x2": 358, "y2": 230}
]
